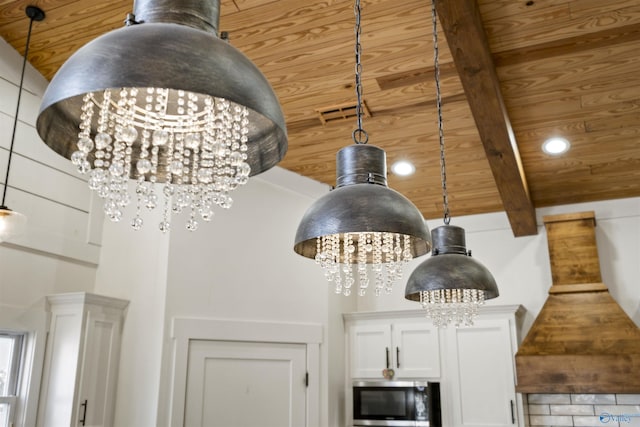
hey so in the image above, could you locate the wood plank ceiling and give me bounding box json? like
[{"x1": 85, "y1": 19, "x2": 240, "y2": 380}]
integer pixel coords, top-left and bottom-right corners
[{"x1": 1, "y1": 0, "x2": 639, "y2": 237}]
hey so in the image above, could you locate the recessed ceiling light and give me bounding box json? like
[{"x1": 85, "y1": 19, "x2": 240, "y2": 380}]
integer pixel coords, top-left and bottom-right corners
[
  {"x1": 391, "y1": 160, "x2": 415, "y2": 176},
  {"x1": 542, "y1": 137, "x2": 571, "y2": 155}
]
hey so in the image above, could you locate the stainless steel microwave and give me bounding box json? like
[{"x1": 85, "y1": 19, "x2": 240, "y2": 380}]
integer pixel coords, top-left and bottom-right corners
[{"x1": 352, "y1": 380, "x2": 441, "y2": 427}]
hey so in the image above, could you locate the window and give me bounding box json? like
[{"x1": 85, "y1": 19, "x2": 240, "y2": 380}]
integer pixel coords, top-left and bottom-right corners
[{"x1": 0, "y1": 332, "x2": 24, "y2": 427}]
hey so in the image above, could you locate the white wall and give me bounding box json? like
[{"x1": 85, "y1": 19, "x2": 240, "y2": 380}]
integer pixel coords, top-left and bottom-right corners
[
  {"x1": 356, "y1": 197, "x2": 640, "y2": 336},
  {"x1": 93, "y1": 200, "x2": 170, "y2": 427},
  {"x1": 153, "y1": 167, "x2": 352, "y2": 426},
  {"x1": 0, "y1": 37, "x2": 97, "y2": 317},
  {"x1": 0, "y1": 38, "x2": 101, "y2": 268}
]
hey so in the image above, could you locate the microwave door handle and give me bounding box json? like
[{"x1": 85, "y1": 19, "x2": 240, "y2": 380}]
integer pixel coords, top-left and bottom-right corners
[{"x1": 396, "y1": 347, "x2": 400, "y2": 368}]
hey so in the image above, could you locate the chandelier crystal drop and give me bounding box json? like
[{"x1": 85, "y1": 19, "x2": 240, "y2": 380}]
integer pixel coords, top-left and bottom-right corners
[
  {"x1": 314, "y1": 232, "x2": 412, "y2": 296},
  {"x1": 71, "y1": 87, "x2": 251, "y2": 231},
  {"x1": 419, "y1": 289, "x2": 485, "y2": 328}
]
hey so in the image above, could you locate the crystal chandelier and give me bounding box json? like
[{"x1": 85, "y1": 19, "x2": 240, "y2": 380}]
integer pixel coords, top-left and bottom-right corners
[
  {"x1": 404, "y1": 0, "x2": 498, "y2": 327},
  {"x1": 294, "y1": 0, "x2": 431, "y2": 296},
  {"x1": 36, "y1": 0, "x2": 287, "y2": 232},
  {"x1": 0, "y1": 6, "x2": 45, "y2": 242},
  {"x1": 73, "y1": 89, "x2": 251, "y2": 230}
]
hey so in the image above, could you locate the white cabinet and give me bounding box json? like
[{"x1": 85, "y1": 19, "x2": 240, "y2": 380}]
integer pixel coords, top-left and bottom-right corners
[
  {"x1": 345, "y1": 306, "x2": 523, "y2": 427},
  {"x1": 439, "y1": 307, "x2": 523, "y2": 427},
  {"x1": 37, "y1": 292, "x2": 128, "y2": 427},
  {"x1": 346, "y1": 313, "x2": 440, "y2": 379}
]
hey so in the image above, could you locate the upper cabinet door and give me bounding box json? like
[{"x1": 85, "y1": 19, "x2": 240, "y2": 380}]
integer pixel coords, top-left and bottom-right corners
[
  {"x1": 392, "y1": 321, "x2": 440, "y2": 379},
  {"x1": 349, "y1": 319, "x2": 441, "y2": 379},
  {"x1": 349, "y1": 323, "x2": 392, "y2": 378}
]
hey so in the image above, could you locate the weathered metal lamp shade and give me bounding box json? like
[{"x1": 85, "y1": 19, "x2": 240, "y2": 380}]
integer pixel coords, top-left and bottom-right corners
[
  {"x1": 405, "y1": 225, "x2": 498, "y2": 327},
  {"x1": 36, "y1": 0, "x2": 287, "y2": 231},
  {"x1": 295, "y1": 144, "x2": 431, "y2": 296}
]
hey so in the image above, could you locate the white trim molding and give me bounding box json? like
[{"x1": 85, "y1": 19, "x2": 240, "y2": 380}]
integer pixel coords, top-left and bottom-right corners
[{"x1": 168, "y1": 317, "x2": 323, "y2": 427}]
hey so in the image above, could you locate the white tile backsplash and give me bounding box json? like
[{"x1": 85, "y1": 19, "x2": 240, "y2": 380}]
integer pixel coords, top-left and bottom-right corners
[
  {"x1": 617, "y1": 395, "x2": 640, "y2": 405},
  {"x1": 573, "y1": 415, "x2": 619, "y2": 427},
  {"x1": 525, "y1": 394, "x2": 640, "y2": 427},
  {"x1": 529, "y1": 393, "x2": 572, "y2": 404},
  {"x1": 529, "y1": 414, "x2": 574, "y2": 426},
  {"x1": 550, "y1": 405, "x2": 595, "y2": 416},
  {"x1": 572, "y1": 394, "x2": 617, "y2": 405},
  {"x1": 529, "y1": 404, "x2": 551, "y2": 415}
]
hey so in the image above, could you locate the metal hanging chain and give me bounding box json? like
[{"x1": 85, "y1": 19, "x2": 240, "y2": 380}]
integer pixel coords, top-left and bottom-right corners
[
  {"x1": 432, "y1": 0, "x2": 450, "y2": 225},
  {"x1": 2, "y1": 13, "x2": 37, "y2": 207},
  {"x1": 352, "y1": 0, "x2": 368, "y2": 144}
]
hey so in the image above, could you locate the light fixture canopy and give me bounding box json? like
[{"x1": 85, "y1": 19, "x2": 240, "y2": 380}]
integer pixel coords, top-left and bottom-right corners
[
  {"x1": 404, "y1": 0, "x2": 498, "y2": 327},
  {"x1": 294, "y1": 0, "x2": 430, "y2": 296},
  {"x1": 0, "y1": 6, "x2": 44, "y2": 243},
  {"x1": 36, "y1": 0, "x2": 287, "y2": 232}
]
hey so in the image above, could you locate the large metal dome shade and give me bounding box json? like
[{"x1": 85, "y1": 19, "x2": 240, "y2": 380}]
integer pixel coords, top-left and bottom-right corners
[
  {"x1": 294, "y1": 183, "x2": 432, "y2": 259},
  {"x1": 405, "y1": 225, "x2": 499, "y2": 301},
  {"x1": 36, "y1": 22, "x2": 287, "y2": 176},
  {"x1": 294, "y1": 145, "x2": 431, "y2": 260}
]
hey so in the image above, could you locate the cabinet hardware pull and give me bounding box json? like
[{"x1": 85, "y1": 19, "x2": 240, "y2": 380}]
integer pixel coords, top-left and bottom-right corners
[
  {"x1": 396, "y1": 347, "x2": 400, "y2": 368},
  {"x1": 385, "y1": 347, "x2": 390, "y2": 369},
  {"x1": 510, "y1": 399, "x2": 515, "y2": 424},
  {"x1": 80, "y1": 399, "x2": 88, "y2": 426}
]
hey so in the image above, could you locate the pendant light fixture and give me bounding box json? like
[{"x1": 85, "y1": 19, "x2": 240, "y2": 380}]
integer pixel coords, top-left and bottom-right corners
[
  {"x1": 294, "y1": 0, "x2": 431, "y2": 297},
  {"x1": 36, "y1": 0, "x2": 287, "y2": 232},
  {"x1": 0, "y1": 6, "x2": 45, "y2": 243},
  {"x1": 404, "y1": 0, "x2": 499, "y2": 327}
]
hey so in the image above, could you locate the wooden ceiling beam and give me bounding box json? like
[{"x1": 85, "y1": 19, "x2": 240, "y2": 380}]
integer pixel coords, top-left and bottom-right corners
[{"x1": 435, "y1": 0, "x2": 538, "y2": 236}]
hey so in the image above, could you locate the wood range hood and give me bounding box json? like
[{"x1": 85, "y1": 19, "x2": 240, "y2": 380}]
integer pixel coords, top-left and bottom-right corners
[{"x1": 515, "y1": 211, "x2": 640, "y2": 394}]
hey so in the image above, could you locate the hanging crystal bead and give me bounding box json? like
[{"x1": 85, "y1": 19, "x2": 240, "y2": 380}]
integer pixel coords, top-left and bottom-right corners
[
  {"x1": 76, "y1": 87, "x2": 252, "y2": 231},
  {"x1": 314, "y1": 231, "x2": 414, "y2": 297},
  {"x1": 419, "y1": 289, "x2": 485, "y2": 327}
]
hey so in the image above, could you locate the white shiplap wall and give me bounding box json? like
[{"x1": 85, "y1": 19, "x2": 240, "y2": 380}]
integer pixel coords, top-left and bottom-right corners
[
  {"x1": 0, "y1": 38, "x2": 102, "y2": 265},
  {"x1": 0, "y1": 37, "x2": 100, "y2": 315}
]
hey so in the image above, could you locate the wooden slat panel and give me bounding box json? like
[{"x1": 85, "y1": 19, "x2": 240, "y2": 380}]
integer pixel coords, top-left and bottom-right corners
[
  {"x1": 483, "y1": 2, "x2": 640, "y2": 52},
  {"x1": 548, "y1": 283, "x2": 608, "y2": 294},
  {"x1": 581, "y1": 85, "x2": 640, "y2": 108},
  {"x1": 494, "y1": 22, "x2": 640, "y2": 68},
  {"x1": 569, "y1": 0, "x2": 640, "y2": 18},
  {"x1": 543, "y1": 212, "x2": 601, "y2": 286}
]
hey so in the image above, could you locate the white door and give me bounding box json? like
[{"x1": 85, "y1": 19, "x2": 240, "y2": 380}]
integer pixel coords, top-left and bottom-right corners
[{"x1": 184, "y1": 340, "x2": 307, "y2": 427}]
